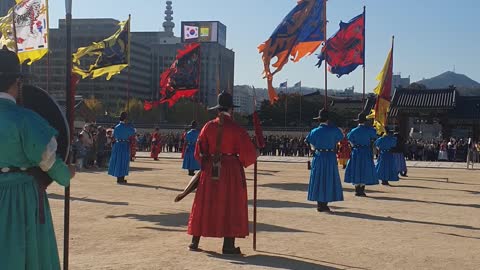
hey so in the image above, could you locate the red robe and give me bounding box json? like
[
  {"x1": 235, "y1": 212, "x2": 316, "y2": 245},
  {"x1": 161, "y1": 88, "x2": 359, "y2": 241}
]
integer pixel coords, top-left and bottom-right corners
[
  {"x1": 337, "y1": 137, "x2": 351, "y2": 159},
  {"x1": 188, "y1": 114, "x2": 257, "y2": 238},
  {"x1": 150, "y1": 132, "x2": 162, "y2": 159},
  {"x1": 129, "y1": 136, "x2": 137, "y2": 161}
]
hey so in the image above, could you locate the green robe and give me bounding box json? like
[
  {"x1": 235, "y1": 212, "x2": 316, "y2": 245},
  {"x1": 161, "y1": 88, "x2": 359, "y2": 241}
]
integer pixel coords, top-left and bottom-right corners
[{"x1": 0, "y1": 98, "x2": 70, "y2": 270}]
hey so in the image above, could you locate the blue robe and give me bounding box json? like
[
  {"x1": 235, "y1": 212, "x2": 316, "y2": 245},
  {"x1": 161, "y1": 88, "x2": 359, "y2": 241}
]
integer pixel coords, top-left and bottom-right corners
[
  {"x1": 344, "y1": 125, "x2": 378, "y2": 185},
  {"x1": 306, "y1": 124, "x2": 344, "y2": 202},
  {"x1": 108, "y1": 122, "x2": 135, "y2": 177},
  {"x1": 0, "y1": 97, "x2": 71, "y2": 269},
  {"x1": 375, "y1": 135, "x2": 399, "y2": 181},
  {"x1": 182, "y1": 129, "x2": 201, "y2": 170}
]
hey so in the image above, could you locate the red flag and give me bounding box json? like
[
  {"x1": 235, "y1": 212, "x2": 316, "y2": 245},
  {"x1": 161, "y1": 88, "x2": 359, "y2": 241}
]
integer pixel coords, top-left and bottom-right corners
[
  {"x1": 145, "y1": 43, "x2": 200, "y2": 110},
  {"x1": 317, "y1": 12, "x2": 365, "y2": 77}
]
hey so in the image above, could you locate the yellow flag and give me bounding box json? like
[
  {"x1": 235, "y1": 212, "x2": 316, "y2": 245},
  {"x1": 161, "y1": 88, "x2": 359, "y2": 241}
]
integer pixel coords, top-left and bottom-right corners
[
  {"x1": 368, "y1": 39, "x2": 394, "y2": 135},
  {"x1": 73, "y1": 17, "x2": 130, "y2": 80},
  {"x1": 0, "y1": 8, "x2": 15, "y2": 51}
]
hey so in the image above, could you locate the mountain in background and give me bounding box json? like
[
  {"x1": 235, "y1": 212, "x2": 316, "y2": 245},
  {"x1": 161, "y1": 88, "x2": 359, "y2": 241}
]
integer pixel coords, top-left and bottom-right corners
[{"x1": 416, "y1": 71, "x2": 480, "y2": 89}]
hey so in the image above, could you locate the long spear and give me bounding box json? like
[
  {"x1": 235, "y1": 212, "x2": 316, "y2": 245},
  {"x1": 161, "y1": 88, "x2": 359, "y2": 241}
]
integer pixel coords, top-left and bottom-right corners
[
  {"x1": 251, "y1": 86, "x2": 265, "y2": 251},
  {"x1": 64, "y1": 0, "x2": 73, "y2": 269}
]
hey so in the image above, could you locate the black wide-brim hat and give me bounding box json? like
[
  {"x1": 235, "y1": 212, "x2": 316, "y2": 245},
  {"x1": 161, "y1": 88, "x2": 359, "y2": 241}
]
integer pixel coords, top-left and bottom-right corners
[
  {"x1": 0, "y1": 46, "x2": 22, "y2": 78},
  {"x1": 313, "y1": 108, "x2": 329, "y2": 121},
  {"x1": 208, "y1": 90, "x2": 240, "y2": 110},
  {"x1": 354, "y1": 112, "x2": 368, "y2": 122}
]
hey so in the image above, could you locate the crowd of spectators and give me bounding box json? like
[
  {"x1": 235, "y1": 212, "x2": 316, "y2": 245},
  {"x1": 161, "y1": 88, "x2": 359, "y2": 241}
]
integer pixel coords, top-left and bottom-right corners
[{"x1": 72, "y1": 123, "x2": 480, "y2": 170}]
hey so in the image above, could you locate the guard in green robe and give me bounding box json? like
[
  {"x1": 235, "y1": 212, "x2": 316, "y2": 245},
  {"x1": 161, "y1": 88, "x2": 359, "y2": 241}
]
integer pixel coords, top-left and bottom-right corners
[{"x1": 0, "y1": 47, "x2": 74, "y2": 269}]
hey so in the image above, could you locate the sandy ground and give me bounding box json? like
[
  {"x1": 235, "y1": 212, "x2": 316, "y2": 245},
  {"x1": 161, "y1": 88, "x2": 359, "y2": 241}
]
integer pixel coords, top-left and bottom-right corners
[{"x1": 46, "y1": 154, "x2": 480, "y2": 270}]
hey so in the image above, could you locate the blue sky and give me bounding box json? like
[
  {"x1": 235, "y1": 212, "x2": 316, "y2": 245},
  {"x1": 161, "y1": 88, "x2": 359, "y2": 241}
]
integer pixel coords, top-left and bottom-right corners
[{"x1": 49, "y1": 0, "x2": 479, "y2": 92}]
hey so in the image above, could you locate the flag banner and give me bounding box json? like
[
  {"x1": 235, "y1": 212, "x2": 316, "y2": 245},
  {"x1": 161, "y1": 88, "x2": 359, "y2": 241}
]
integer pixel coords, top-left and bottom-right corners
[
  {"x1": 144, "y1": 43, "x2": 200, "y2": 110},
  {"x1": 316, "y1": 12, "x2": 365, "y2": 77},
  {"x1": 14, "y1": 0, "x2": 49, "y2": 64},
  {"x1": 73, "y1": 17, "x2": 130, "y2": 80},
  {"x1": 279, "y1": 81, "x2": 287, "y2": 88},
  {"x1": 258, "y1": 0, "x2": 326, "y2": 104},
  {"x1": 0, "y1": 9, "x2": 15, "y2": 51},
  {"x1": 184, "y1": 25, "x2": 199, "y2": 39},
  {"x1": 368, "y1": 43, "x2": 393, "y2": 134},
  {"x1": 294, "y1": 81, "x2": 301, "y2": 88}
]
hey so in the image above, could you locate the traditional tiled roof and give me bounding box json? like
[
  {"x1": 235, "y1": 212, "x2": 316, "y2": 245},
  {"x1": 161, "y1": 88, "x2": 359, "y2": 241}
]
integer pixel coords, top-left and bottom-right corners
[{"x1": 389, "y1": 88, "x2": 457, "y2": 117}]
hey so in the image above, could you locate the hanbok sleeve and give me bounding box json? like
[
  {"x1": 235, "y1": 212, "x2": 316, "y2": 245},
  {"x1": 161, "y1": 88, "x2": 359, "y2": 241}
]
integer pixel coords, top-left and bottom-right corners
[
  {"x1": 334, "y1": 128, "x2": 343, "y2": 143},
  {"x1": 21, "y1": 110, "x2": 70, "y2": 186},
  {"x1": 347, "y1": 129, "x2": 355, "y2": 144},
  {"x1": 194, "y1": 123, "x2": 209, "y2": 162},
  {"x1": 238, "y1": 128, "x2": 257, "y2": 168},
  {"x1": 374, "y1": 137, "x2": 382, "y2": 148}
]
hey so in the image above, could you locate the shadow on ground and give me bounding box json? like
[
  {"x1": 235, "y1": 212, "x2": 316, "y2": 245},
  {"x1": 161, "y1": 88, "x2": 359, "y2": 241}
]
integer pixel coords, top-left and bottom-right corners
[
  {"x1": 48, "y1": 193, "x2": 128, "y2": 206},
  {"x1": 205, "y1": 252, "x2": 341, "y2": 270},
  {"x1": 260, "y1": 182, "x2": 384, "y2": 194},
  {"x1": 334, "y1": 211, "x2": 480, "y2": 231},
  {"x1": 392, "y1": 184, "x2": 480, "y2": 195},
  {"x1": 106, "y1": 212, "x2": 321, "y2": 234},
  {"x1": 369, "y1": 196, "x2": 480, "y2": 209},
  {"x1": 437, "y1": 232, "x2": 480, "y2": 240},
  {"x1": 123, "y1": 182, "x2": 183, "y2": 192}
]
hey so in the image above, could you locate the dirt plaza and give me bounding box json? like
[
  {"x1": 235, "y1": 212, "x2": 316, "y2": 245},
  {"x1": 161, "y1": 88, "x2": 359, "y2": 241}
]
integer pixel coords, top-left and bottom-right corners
[{"x1": 47, "y1": 154, "x2": 480, "y2": 270}]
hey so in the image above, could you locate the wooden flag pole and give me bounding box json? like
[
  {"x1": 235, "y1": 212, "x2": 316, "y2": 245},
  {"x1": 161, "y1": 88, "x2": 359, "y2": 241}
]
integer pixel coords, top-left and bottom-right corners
[
  {"x1": 362, "y1": 6, "x2": 366, "y2": 104},
  {"x1": 64, "y1": 0, "x2": 73, "y2": 269},
  {"x1": 126, "y1": 14, "x2": 131, "y2": 113},
  {"x1": 252, "y1": 86, "x2": 258, "y2": 251},
  {"x1": 323, "y1": 0, "x2": 328, "y2": 109}
]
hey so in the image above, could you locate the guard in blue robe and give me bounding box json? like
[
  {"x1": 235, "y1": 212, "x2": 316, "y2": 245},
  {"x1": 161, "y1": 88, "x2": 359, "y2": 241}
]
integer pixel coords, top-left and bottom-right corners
[
  {"x1": 305, "y1": 109, "x2": 344, "y2": 213},
  {"x1": 108, "y1": 112, "x2": 135, "y2": 184},
  {"x1": 182, "y1": 121, "x2": 201, "y2": 176},
  {"x1": 392, "y1": 130, "x2": 408, "y2": 177},
  {"x1": 344, "y1": 112, "x2": 378, "y2": 196},
  {"x1": 375, "y1": 129, "x2": 399, "y2": 185}
]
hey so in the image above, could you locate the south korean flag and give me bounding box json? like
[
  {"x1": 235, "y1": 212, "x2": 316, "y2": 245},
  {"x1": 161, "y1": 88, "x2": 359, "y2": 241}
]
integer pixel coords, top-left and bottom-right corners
[{"x1": 184, "y1": 25, "x2": 199, "y2": 40}]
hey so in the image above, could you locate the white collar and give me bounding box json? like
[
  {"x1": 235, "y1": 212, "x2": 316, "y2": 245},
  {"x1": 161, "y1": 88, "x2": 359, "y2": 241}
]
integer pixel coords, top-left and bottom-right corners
[
  {"x1": 220, "y1": 112, "x2": 231, "y2": 117},
  {"x1": 119, "y1": 121, "x2": 125, "y2": 124},
  {"x1": 0, "y1": 92, "x2": 16, "y2": 104}
]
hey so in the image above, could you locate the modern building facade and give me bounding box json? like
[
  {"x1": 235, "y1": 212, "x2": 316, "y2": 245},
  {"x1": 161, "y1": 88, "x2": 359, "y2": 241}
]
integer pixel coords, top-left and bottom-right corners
[
  {"x1": 20, "y1": 1, "x2": 234, "y2": 120},
  {"x1": 0, "y1": 0, "x2": 15, "y2": 15},
  {"x1": 28, "y1": 19, "x2": 152, "y2": 111}
]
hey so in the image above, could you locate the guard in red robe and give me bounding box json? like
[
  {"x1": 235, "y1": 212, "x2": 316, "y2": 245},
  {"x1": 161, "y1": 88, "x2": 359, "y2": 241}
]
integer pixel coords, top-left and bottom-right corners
[
  {"x1": 129, "y1": 134, "x2": 137, "y2": 162},
  {"x1": 150, "y1": 128, "x2": 161, "y2": 161},
  {"x1": 187, "y1": 91, "x2": 257, "y2": 255},
  {"x1": 337, "y1": 130, "x2": 351, "y2": 169}
]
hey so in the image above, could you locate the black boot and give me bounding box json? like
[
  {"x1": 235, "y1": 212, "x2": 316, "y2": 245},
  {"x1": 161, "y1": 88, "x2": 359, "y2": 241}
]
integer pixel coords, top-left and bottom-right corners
[
  {"x1": 317, "y1": 202, "x2": 332, "y2": 213},
  {"x1": 355, "y1": 185, "x2": 367, "y2": 197},
  {"x1": 188, "y1": 170, "x2": 195, "y2": 176},
  {"x1": 354, "y1": 185, "x2": 362, "y2": 196},
  {"x1": 117, "y1": 176, "x2": 127, "y2": 184},
  {"x1": 360, "y1": 185, "x2": 367, "y2": 196},
  {"x1": 188, "y1": 236, "x2": 200, "y2": 251},
  {"x1": 381, "y1": 180, "x2": 390, "y2": 186},
  {"x1": 222, "y1": 237, "x2": 241, "y2": 255}
]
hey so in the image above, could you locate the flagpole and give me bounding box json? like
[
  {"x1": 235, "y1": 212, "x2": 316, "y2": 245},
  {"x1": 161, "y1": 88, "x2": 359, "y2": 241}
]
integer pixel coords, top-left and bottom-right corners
[
  {"x1": 46, "y1": 0, "x2": 50, "y2": 93},
  {"x1": 362, "y1": 6, "x2": 366, "y2": 104},
  {"x1": 126, "y1": 14, "x2": 131, "y2": 113},
  {"x1": 284, "y1": 82, "x2": 288, "y2": 133},
  {"x1": 323, "y1": 0, "x2": 328, "y2": 109},
  {"x1": 252, "y1": 86, "x2": 258, "y2": 251},
  {"x1": 64, "y1": 0, "x2": 73, "y2": 269},
  {"x1": 299, "y1": 82, "x2": 302, "y2": 126}
]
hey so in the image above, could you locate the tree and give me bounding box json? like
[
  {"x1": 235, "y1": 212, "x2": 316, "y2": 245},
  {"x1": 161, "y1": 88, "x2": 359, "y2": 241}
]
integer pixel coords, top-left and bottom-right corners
[{"x1": 83, "y1": 96, "x2": 104, "y2": 117}]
